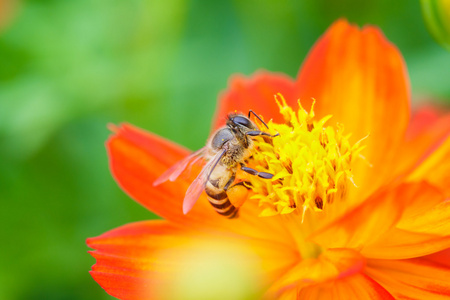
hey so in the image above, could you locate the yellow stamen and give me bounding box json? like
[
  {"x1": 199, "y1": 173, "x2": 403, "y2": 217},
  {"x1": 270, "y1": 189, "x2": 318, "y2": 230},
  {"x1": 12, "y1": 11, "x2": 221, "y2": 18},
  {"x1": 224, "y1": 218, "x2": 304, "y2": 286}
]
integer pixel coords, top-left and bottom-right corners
[{"x1": 246, "y1": 94, "x2": 367, "y2": 220}]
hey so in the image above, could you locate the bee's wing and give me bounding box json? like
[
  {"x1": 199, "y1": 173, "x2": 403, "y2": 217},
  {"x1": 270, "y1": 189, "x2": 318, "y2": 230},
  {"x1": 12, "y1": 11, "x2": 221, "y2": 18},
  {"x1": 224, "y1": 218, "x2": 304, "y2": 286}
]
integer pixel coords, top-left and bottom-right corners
[
  {"x1": 183, "y1": 149, "x2": 226, "y2": 214},
  {"x1": 153, "y1": 147, "x2": 207, "y2": 186}
]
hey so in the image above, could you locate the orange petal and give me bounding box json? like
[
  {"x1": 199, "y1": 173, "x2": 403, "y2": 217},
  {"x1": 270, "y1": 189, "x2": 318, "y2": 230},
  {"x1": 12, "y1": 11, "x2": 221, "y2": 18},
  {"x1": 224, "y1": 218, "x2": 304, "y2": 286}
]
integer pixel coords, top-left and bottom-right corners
[
  {"x1": 360, "y1": 182, "x2": 448, "y2": 259},
  {"x1": 406, "y1": 106, "x2": 450, "y2": 139},
  {"x1": 296, "y1": 19, "x2": 410, "y2": 195},
  {"x1": 362, "y1": 228, "x2": 450, "y2": 259},
  {"x1": 366, "y1": 258, "x2": 450, "y2": 299},
  {"x1": 88, "y1": 220, "x2": 181, "y2": 300},
  {"x1": 296, "y1": 273, "x2": 394, "y2": 299},
  {"x1": 425, "y1": 248, "x2": 450, "y2": 269},
  {"x1": 265, "y1": 248, "x2": 365, "y2": 298},
  {"x1": 107, "y1": 123, "x2": 210, "y2": 220},
  {"x1": 88, "y1": 221, "x2": 297, "y2": 300},
  {"x1": 397, "y1": 200, "x2": 450, "y2": 236},
  {"x1": 309, "y1": 182, "x2": 434, "y2": 249},
  {"x1": 407, "y1": 136, "x2": 450, "y2": 197},
  {"x1": 396, "y1": 107, "x2": 450, "y2": 175},
  {"x1": 390, "y1": 107, "x2": 450, "y2": 190},
  {"x1": 107, "y1": 123, "x2": 295, "y2": 245},
  {"x1": 276, "y1": 288, "x2": 299, "y2": 300},
  {"x1": 212, "y1": 71, "x2": 296, "y2": 130},
  {"x1": 398, "y1": 182, "x2": 444, "y2": 221}
]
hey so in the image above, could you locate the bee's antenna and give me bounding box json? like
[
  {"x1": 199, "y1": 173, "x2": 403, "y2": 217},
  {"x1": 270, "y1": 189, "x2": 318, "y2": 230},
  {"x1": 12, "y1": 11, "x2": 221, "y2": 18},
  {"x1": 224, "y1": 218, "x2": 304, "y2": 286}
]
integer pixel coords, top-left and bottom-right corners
[{"x1": 248, "y1": 110, "x2": 269, "y2": 129}]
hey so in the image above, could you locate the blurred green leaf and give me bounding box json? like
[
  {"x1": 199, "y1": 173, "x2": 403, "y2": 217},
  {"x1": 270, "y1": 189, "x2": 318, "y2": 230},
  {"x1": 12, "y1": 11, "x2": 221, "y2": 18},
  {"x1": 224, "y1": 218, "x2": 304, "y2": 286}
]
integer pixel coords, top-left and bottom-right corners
[{"x1": 421, "y1": 0, "x2": 450, "y2": 50}]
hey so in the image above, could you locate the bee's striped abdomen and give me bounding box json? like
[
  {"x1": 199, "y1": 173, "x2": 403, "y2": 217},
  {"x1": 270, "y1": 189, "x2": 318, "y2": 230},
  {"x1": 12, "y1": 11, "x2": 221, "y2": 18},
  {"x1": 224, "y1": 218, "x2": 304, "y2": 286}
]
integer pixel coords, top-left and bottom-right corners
[{"x1": 205, "y1": 187, "x2": 239, "y2": 219}]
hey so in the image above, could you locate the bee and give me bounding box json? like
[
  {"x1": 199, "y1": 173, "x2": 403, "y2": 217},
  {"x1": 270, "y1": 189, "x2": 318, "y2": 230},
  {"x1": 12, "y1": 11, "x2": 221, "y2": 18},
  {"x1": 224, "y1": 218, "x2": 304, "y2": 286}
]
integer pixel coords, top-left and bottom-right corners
[{"x1": 153, "y1": 110, "x2": 278, "y2": 219}]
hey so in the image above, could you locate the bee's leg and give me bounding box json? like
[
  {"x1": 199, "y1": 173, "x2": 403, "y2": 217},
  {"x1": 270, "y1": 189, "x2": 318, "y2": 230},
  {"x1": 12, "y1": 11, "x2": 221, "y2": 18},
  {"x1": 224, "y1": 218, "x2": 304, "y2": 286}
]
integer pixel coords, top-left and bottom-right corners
[
  {"x1": 246, "y1": 130, "x2": 279, "y2": 138},
  {"x1": 240, "y1": 164, "x2": 274, "y2": 179},
  {"x1": 223, "y1": 174, "x2": 236, "y2": 191},
  {"x1": 230, "y1": 181, "x2": 252, "y2": 189}
]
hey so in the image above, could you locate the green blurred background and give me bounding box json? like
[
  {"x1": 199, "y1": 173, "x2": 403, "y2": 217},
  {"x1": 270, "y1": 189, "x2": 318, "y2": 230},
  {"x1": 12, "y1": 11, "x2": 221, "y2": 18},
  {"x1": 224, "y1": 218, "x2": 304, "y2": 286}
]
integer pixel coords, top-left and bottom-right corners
[{"x1": 0, "y1": 0, "x2": 449, "y2": 299}]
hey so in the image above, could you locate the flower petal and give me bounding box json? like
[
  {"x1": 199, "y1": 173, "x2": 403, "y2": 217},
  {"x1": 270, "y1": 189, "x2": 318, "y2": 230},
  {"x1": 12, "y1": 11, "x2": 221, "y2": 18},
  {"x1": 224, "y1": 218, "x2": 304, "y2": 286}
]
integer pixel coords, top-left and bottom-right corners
[
  {"x1": 296, "y1": 19, "x2": 410, "y2": 194},
  {"x1": 265, "y1": 248, "x2": 365, "y2": 298},
  {"x1": 107, "y1": 123, "x2": 296, "y2": 245},
  {"x1": 88, "y1": 221, "x2": 297, "y2": 300},
  {"x1": 362, "y1": 228, "x2": 450, "y2": 259},
  {"x1": 358, "y1": 182, "x2": 449, "y2": 259},
  {"x1": 88, "y1": 220, "x2": 181, "y2": 300},
  {"x1": 310, "y1": 184, "x2": 422, "y2": 249},
  {"x1": 392, "y1": 107, "x2": 450, "y2": 181},
  {"x1": 276, "y1": 288, "x2": 298, "y2": 300},
  {"x1": 309, "y1": 182, "x2": 440, "y2": 249},
  {"x1": 407, "y1": 136, "x2": 450, "y2": 197},
  {"x1": 366, "y1": 258, "x2": 450, "y2": 299},
  {"x1": 107, "y1": 123, "x2": 210, "y2": 220},
  {"x1": 397, "y1": 200, "x2": 450, "y2": 236},
  {"x1": 406, "y1": 106, "x2": 450, "y2": 138},
  {"x1": 398, "y1": 182, "x2": 444, "y2": 221},
  {"x1": 296, "y1": 273, "x2": 394, "y2": 299},
  {"x1": 425, "y1": 248, "x2": 450, "y2": 269},
  {"x1": 212, "y1": 71, "x2": 296, "y2": 130}
]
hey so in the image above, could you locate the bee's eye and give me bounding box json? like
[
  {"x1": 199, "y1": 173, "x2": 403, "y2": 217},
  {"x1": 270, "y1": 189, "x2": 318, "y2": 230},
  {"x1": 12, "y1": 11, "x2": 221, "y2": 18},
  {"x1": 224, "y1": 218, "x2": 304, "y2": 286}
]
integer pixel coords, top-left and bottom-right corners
[
  {"x1": 212, "y1": 128, "x2": 234, "y2": 149},
  {"x1": 232, "y1": 116, "x2": 252, "y2": 128}
]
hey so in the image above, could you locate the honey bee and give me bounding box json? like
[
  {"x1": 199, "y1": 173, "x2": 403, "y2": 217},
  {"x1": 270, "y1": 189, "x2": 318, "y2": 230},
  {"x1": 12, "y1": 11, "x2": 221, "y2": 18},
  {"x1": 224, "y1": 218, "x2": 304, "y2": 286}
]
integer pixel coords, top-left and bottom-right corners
[{"x1": 153, "y1": 110, "x2": 278, "y2": 219}]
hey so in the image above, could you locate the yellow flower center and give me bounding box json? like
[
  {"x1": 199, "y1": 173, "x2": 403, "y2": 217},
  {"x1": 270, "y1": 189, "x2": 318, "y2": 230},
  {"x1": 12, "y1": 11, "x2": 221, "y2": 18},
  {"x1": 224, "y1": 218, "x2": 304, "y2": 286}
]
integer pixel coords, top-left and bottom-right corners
[{"x1": 245, "y1": 94, "x2": 367, "y2": 222}]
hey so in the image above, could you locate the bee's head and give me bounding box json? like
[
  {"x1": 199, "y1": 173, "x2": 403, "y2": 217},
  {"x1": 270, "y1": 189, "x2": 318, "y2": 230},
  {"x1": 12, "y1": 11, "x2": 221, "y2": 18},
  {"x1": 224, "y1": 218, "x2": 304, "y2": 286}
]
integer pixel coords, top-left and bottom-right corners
[{"x1": 227, "y1": 114, "x2": 258, "y2": 133}]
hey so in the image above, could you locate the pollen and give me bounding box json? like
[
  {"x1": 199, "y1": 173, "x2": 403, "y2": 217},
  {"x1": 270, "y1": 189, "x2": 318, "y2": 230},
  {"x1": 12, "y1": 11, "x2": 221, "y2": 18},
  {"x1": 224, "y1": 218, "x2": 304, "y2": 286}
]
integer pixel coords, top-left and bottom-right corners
[{"x1": 245, "y1": 94, "x2": 367, "y2": 221}]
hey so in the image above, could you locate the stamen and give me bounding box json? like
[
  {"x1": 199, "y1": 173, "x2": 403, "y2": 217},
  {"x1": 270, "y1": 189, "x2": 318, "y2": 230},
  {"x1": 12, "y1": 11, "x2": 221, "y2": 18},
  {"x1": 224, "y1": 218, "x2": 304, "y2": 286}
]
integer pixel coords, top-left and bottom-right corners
[{"x1": 245, "y1": 94, "x2": 368, "y2": 219}]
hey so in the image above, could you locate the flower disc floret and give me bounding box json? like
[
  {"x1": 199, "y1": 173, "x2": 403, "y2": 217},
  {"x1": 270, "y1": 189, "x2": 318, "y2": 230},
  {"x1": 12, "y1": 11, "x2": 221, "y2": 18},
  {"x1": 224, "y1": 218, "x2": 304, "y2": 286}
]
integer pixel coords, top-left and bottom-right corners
[{"x1": 247, "y1": 94, "x2": 367, "y2": 220}]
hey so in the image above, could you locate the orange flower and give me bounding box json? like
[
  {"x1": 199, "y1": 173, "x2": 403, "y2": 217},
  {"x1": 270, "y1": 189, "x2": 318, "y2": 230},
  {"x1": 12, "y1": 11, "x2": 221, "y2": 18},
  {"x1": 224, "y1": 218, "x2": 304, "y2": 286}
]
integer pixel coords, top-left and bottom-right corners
[{"x1": 87, "y1": 20, "x2": 450, "y2": 299}]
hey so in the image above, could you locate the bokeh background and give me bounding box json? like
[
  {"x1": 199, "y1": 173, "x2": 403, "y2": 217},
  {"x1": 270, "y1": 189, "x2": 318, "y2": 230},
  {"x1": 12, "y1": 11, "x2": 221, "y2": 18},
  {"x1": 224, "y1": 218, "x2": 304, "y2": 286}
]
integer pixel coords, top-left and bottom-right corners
[{"x1": 1, "y1": 0, "x2": 449, "y2": 299}]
